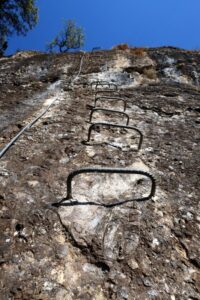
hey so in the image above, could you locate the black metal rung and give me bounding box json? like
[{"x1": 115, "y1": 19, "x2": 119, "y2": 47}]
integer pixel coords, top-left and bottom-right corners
[
  {"x1": 84, "y1": 122, "x2": 143, "y2": 150},
  {"x1": 90, "y1": 81, "x2": 109, "y2": 87},
  {"x1": 89, "y1": 108, "x2": 130, "y2": 125},
  {"x1": 91, "y1": 81, "x2": 118, "y2": 90},
  {"x1": 53, "y1": 167, "x2": 156, "y2": 207}
]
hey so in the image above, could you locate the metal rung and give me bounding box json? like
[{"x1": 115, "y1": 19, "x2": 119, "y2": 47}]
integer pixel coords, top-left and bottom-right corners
[
  {"x1": 53, "y1": 167, "x2": 156, "y2": 207},
  {"x1": 94, "y1": 96, "x2": 127, "y2": 111},
  {"x1": 84, "y1": 122, "x2": 143, "y2": 150},
  {"x1": 90, "y1": 81, "x2": 109, "y2": 87},
  {"x1": 89, "y1": 108, "x2": 130, "y2": 125},
  {"x1": 91, "y1": 81, "x2": 118, "y2": 90}
]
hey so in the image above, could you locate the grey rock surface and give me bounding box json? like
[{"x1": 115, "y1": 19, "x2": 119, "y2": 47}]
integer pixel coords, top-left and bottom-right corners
[{"x1": 0, "y1": 48, "x2": 199, "y2": 299}]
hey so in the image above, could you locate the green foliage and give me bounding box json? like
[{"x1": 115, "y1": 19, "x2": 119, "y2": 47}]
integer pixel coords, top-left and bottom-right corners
[
  {"x1": 47, "y1": 20, "x2": 85, "y2": 53},
  {"x1": 0, "y1": 0, "x2": 38, "y2": 55}
]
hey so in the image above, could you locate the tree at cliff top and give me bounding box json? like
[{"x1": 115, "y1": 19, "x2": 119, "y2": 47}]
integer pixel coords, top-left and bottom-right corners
[
  {"x1": 47, "y1": 20, "x2": 85, "y2": 53},
  {"x1": 0, "y1": 0, "x2": 38, "y2": 55}
]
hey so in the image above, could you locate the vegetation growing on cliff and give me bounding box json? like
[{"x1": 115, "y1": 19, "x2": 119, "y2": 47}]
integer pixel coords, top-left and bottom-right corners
[{"x1": 47, "y1": 20, "x2": 85, "y2": 53}]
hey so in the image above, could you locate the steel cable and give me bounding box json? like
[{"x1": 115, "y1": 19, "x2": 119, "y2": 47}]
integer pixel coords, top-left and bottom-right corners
[{"x1": 0, "y1": 52, "x2": 85, "y2": 159}]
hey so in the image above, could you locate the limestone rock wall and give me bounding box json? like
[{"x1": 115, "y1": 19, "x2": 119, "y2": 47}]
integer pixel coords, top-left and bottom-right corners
[{"x1": 0, "y1": 48, "x2": 200, "y2": 299}]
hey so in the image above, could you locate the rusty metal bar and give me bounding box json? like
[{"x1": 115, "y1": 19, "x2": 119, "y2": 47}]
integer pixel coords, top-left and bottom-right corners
[
  {"x1": 53, "y1": 167, "x2": 156, "y2": 207},
  {"x1": 94, "y1": 96, "x2": 127, "y2": 111},
  {"x1": 84, "y1": 122, "x2": 143, "y2": 150},
  {"x1": 89, "y1": 108, "x2": 130, "y2": 125}
]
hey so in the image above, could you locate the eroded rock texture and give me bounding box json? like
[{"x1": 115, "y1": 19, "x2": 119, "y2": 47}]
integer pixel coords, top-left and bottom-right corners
[{"x1": 0, "y1": 47, "x2": 200, "y2": 299}]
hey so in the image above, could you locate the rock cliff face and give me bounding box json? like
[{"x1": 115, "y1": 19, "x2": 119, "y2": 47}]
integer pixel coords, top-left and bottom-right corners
[{"x1": 0, "y1": 47, "x2": 200, "y2": 300}]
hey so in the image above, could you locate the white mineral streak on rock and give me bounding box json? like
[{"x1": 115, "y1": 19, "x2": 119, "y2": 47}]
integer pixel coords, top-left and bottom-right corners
[
  {"x1": 192, "y1": 69, "x2": 199, "y2": 85},
  {"x1": 165, "y1": 56, "x2": 176, "y2": 65},
  {"x1": 55, "y1": 289, "x2": 70, "y2": 300},
  {"x1": 89, "y1": 70, "x2": 135, "y2": 88},
  {"x1": 164, "y1": 67, "x2": 189, "y2": 83},
  {"x1": 113, "y1": 54, "x2": 131, "y2": 70},
  {"x1": 39, "y1": 85, "x2": 70, "y2": 120},
  {"x1": 59, "y1": 159, "x2": 151, "y2": 261},
  {"x1": 152, "y1": 238, "x2": 160, "y2": 248},
  {"x1": 89, "y1": 53, "x2": 156, "y2": 88},
  {"x1": 163, "y1": 56, "x2": 190, "y2": 84},
  {"x1": 85, "y1": 147, "x2": 96, "y2": 158},
  {"x1": 43, "y1": 80, "x2": 62, "y2": 106},
  {"x1": 127, "y1": 259, "x2": 139, "y2": 270},
  {"x1": 83, "y1": 263, "x2": 104, "y2": 277},
  {"x1": 59, "y1": 204, "x2": 106, "y2": 247},
  {"x1": 61, "y1": 63, "x2": 70, "y2": 75},
  {"x1": 177, "y1": 95, "x2": 185, "y2": 102}
]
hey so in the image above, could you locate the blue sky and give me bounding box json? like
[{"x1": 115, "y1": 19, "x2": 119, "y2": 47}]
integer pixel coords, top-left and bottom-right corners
[{"x1": 7, "y1": 0, "x2": 200, "y2": 54}]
